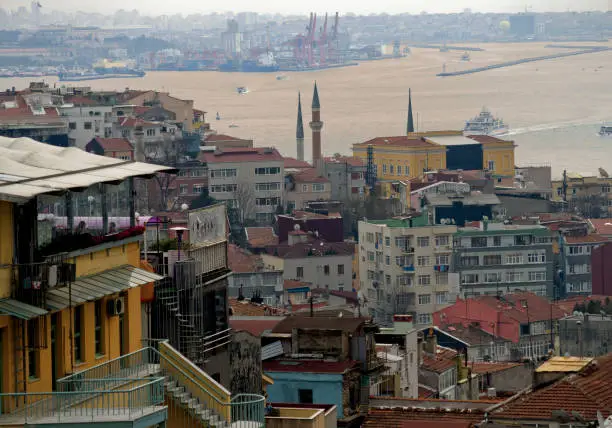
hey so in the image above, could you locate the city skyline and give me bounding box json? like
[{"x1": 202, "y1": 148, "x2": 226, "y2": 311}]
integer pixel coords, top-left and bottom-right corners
[{"x1": 1, "y1": 0, "x2": 609, "y2": 16}]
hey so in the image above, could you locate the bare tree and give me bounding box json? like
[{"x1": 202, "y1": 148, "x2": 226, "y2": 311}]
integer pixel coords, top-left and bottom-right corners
[
  {"x1": 231, "y1": 181, "x2": 257, "y2": 224},
  {"x1": 144, "y1": 133, "x2": 182, "y2": 212}
]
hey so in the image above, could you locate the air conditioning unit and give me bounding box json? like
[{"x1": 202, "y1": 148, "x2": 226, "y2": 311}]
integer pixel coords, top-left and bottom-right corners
[{"x1": 107, "y1": 297, "x2": 125, "y2": 316}]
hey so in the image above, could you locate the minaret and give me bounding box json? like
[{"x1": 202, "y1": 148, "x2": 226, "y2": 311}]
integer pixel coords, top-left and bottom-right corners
[
  {"x1": 407, "y1": 88, "x2": 415, "y2": 134},
  {"x1": 309, "y1": 81, "x2": 323, "y2": 166},
  {"x1": 296, "y1": 92, "x2": 305, "y2": 161}
]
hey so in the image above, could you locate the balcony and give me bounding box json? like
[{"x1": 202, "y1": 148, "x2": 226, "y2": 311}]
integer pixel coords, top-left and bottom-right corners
[
  {"x1": 434, "y1": 245, "x2": 453, "y2": 253},
  {"x1": 401, "y1": 247, "x2": 415, "y2": 254},
  {"x1": 402, "y1": 265, "x2": 415, "y2": 272},
  {"x1": 434, "y1": 264, "x2": 450, "y2": 272}
]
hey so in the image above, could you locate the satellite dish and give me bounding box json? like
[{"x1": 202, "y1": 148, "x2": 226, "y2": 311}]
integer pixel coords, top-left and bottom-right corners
[
  {"x1": 599, "y1": 167, "x2": 609, "y2": 178},
  {"x1": 294, "y1": 224, "x2": 301, "y2": 231}
]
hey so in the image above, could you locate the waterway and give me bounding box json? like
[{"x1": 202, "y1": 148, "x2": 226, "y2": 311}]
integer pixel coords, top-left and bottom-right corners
[{"x1": 3, "y1": 42, "x2": 612, "y2": 178}]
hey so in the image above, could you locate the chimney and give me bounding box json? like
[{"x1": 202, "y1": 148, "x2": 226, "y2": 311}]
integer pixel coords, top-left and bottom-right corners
[{"x1": 423, "y1": 327, "x2": 437, "y2": 354}]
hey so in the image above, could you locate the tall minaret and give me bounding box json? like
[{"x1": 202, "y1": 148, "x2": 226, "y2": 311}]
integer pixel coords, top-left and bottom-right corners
[
  {"x1": 407, "y1": 88, "x2": 415, "y2": 134},
  {"x1": 296, "y1": 92, "x2": 305, "y2": 161},
  {"x1": 309, "y1": 81, "x2": 323, "y2": 166}
]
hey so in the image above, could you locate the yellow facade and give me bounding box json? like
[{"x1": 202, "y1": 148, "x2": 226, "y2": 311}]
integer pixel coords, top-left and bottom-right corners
[
  {"x1": 551, "y1": 174, "x2": 612, "y2": 215},
  {"x1": 0, "y1": 221, "x2": 145, "y2": 399},
  {"x1": 481, "y1": 140, "x2": 516, "y2": 177}
]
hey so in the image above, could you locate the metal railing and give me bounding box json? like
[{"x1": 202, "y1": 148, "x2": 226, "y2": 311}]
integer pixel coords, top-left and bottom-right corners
[
  {"x1": 56, "y1": 342, "x2": 265, "y2": 427},
  {"x1": 0, "y1": 377, "x2": 164, "y2": 424}
]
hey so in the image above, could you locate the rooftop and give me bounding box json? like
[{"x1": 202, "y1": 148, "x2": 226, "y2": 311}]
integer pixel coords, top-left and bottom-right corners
[
  {"x1": 263, "y1": 359, "x2": 358, "y2": 374},
  {"x1": 90, "y1": 137, "x2": 134, "y2": 153},
  {"x1": 289, "y1": 168, "x2": 329, "y2": 184},
  {"x1": 227, "y1": 243, "x2": 264, "y2": 273},
  {"x1": 424, "y1": 135, "x2": 481, "y2": 146},
  {"x1": 492, "y1": 353, "x2": 612, "y2": 421},
  {"x1": 263, "y1": 240, "x2": 354, "y2": 259},
  {"x1": 201, "y1": 147, "x2": 283, "y2": 163},
  {"x1": 425, "y1": 192, "x2": 500, "y2": 208},
  {"x1": 284, "y1": 279, "x2": 311, "y2": 290},
  {"x1": 229, "y1": 299, "x2": 287, "y2": 317},
  {"x1": 354, "y1": 136, "x2": 441, "y2": 149},
  {"x1": 364, "y1": 215, "x2": 429, "y2": 228},
  {"x1": 556, "y1": 295, "x2": 610, "y2": 315},
  {"x1": 564, "y1": 234, "x2": 608, "y2": 244},
  {"x1": 465, "y1": 135, "x2": 514, "y2": 144},
  {"x1": 230, "y1": 317, "x2": 284, "y2": 336},
  {"x1": 587, "y1": 218, "x2": 612, "y2": 235},
  {"x1": 470, "y1": 292, "x2": 565, "y2": 324},
  {"x1": 204, "y1": 133, "x2": 252, "y2": 143},
  {"x1": 245, "y1": 227, "x2": 279, "y2": 247},
  {"x1": 324, "y1": 156, "x2": 365, "y2": 167},
  {"x1": 0, "y1": 136, "x2": 173, "y2": 203},
  {"x1": 118, "y1": 117, "x2": 158, "y2": 128},
  {"x1": 455, "y1": 222, "x2": 550, "y2": 236},
  {"x1": 421, "y1": 346, "x2": 459, "y2": 374},
  {"x1": 283, "y1": 157, "x2": 312, "y2": 169},
  {"x1": 469, "y1": 362, "x2": 521, "y2": 374},
  {"x1": 271, "y1": 316, "x2": 371, "y2": 334},
  {"x1": 535, "y1": 356, "x2": 593, "y2": 373},
  {"x1": 441, "y1": 324, "x2": 501, "y2": 346},
  {"x1": 364, "y1": 407, "x2": 485, "y2": 428}
]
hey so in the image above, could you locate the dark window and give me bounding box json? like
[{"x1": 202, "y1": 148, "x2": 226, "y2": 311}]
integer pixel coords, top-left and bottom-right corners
[
  {"x1": 298, "y1": 389, "x2": 313, "y2": 404},
  {"x1": 520, "y1": 324, "x2": 530, "y2": 336},
  {"x1": 324, "y1": 265, "x2": 330, "y2": 275},
  {"x1": 471, "y1": 237, "x2": 487, "y2": 248},
  {"x1": 27, "y1": 319, "x2": 38, "y2": 379},
  {"x1": 338, "y1": 264, "x2": 345, "y2": 275},
  {"x1": 95, "y1": 300, "x2": 103, "y2": 356},
  {"x1": 74, "y1": 305, "x2": 83, "y2": 363},
  {"x1": 68, "y1": 122, "x2": 77, "y2": 130},
  {"x1": 296, "y1": 267, "x2": 304, "y2": 278},
  {"x1": 84, "y1": 122, "x2": 92, "y2": 130}
]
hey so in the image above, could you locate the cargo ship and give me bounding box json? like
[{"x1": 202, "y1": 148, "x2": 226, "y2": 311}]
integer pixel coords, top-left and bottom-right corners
[
  {"x1": 58, "y1": 59, "x2": 145, "y2": 81},
  {"x1": 219, "y1": 52, "x2": 279, "y2": 73}
]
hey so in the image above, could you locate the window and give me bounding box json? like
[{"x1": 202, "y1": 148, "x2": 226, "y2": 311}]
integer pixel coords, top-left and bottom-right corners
[
  {"x1": 506, "y1": 271, "x2": 524, "y2": 282},
  {"x1": 484, "y1": 272, "x2": 502, "y2": 283},
  {"x1": 210, "y1": 169, "x2": 237, "y2": 178},
  {"x1": 435, "y1": 235, "x2": 449, "y2": 247},
  {"x1": 395, "y1": 236, "x2": 411, "y2": 249},
  {"x1": 74, "y1": 305, "x2": 83, "y2": 363},
  {"x1": 211, "y1": 184, "x2": 238, "y2": 193},
  {"x1": 121, "y1": 129, "x2": 130, "y2": 137},
  {"x1": 324, "y1": 265, "x2": 330, "y2": 276},
  {"x1": 436, "y1": 255, "x2": 449, "y2": 266},
  {"x1": 505, "y1": 254, "x2": 524, "y2": 264},
  {"x1": 397, "y1": 165, "x2": 402, "y2": 175},
  {"x1": 405, "y1": 166, "x2": 410, "y2": 176},
  {"x1": 255, "y1": 182, "x2": 281, "y2": 191},
  {"x1": 312, "y1": 183, "x2": 325, "y2": 192},
  {"x1": 385, "y1": 255, "x2": 390, "y2": 265},
  {"x1": 395, "y1": 255, "x2": 411, "y2": 267},
  {"x1": 417, "y1": 237, "x2": 430, "y2": 247},
  {"x1": 436, "y1": 272, "x2": 448, "y2": 285},
  {"x1": 296, "y1": 267, "x2": 304, "y2": 278},
  {"x1": 436, "y1": 292, "x2": 448, "y2": 305},
  {"x1": 397, "y1": 274, "x2": 412, "y2": 287},
  {"x1": 603, "y1": 185, "x2": 610, "y2": 193},
  {"x1": 488, "y1": 160, "x2": 495, "y2": 171},
  {"x1": 389, "y1": 165, "x2": 394, "y2": 174},
  {"x1": 461, "y1": 273, "x2": 479, "y2": 284},
  {"x1": 471, "y1": 237, "x2": 487, "y2": 248},
  {"x1": 84, "y1": 122, "x2": 92, "y2": 130},
  {"x1": 255, "y1": 167, "x2": 281, "y2": 175},
  {"x1": 417, "y1": 256, "x2": 430, "y2": 267},
  {"x1": 118, "y1": 155, "x2": 131, "y2": 160},
  {"x1": 493, "y1": 236, "x2": 502, "y2": 246},
  {"x1": 69, "y1": 122, "x2": 77, "y2": 130},
  {"x1": 178, "y1": 170, "x2": 188, "y2": 177},
  {"x1": 418, "y1": 294, "x2": 431, "y2": 305},
  {"x1": 418, "y1": 313, "x2": 432, "y2": 325},
  {"x1": 190, "y1": 169, "x2": 203, "y2": 177},
  {"x1": 529, "y1": 271, "x2": 546, "y2": 281},
  {"x1": 385, "y1": 274, "x2": 391, "y2": 285},
  {"x1": 95, "y1": 300, "x2": 103, "y2": 356},
  {"x1": 568, "y1": 246, "x2": 585, "y2": 255},
  {"x1": 528, "y1": 252, "x2": 546, "y2": 263},
  {"x1": 384, "y1": 237, "x2": 391, "y2": 247},
  {"x1": 514, "y1": 235, "x2": 531, "y2": 246},
  {"x1": 461, "y1": 256, "x2": 479, "y2": 267},
  {"x1": 27, "y1": 319, "x2": 38, "y2": 379},
  {"x1": 418, "y1": 275, "x2": 431, "y2": 286},
  {"x1": 255, "y1": 197, "x2": 280, "y2": 206},
  {"x1": 337, "y1": 264, "x2": 344, "y2": 275},
  {"x1": 382, "y1": 164, "x2": 387, "y2": 173},
  {"x1": 366, "y1": 232, "x2": 374, "y2": 243},
  {"x1": 298, "y1": 389, "x2": 313, "y2": 404},
  {"x1": 146, "y1": 128, "x2": 156, "y2": 136},
  {"x1": 179, "y1": 184, "x2": 188, "y2": 195},
  {"x1": 368, "y1": 251, "x2": 375, "y2": 261},
  {"x1": 193, "y1": 184, "x2": 205, "y2": 194},
  {"x1": 301, "y1": 184, "x2": 309, "y2": 192},
  {"x1": 483, "y1": 255, "x2": 502, "y2": 265}
]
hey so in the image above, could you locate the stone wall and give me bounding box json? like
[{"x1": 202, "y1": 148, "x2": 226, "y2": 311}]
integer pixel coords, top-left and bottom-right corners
[{"x1": 229, "y1": 330, "x2": 263, "y2": 394}]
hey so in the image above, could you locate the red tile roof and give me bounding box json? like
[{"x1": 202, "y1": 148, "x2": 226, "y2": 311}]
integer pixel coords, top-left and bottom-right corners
[
  {"x1": 324, "y1": 156, "x2": 365, "y2": 167},
  {"x1": 588, "y1": 218, "x2": 612, "y2": 236},
  {"x1": 354, "y1": 136, "x2": 439, "y2": 149},
  {"x1": 230, "y1": 318, "x2": 284, "y2": 336},
  {"x1": 329, "y1": 290, "x2": 359, "y2": 303},
  {"x1": 205, "y1": 134, "x2": 251, "y2": 143},
  {"x1": 92, "y1": 137, "x2": 134, "y2": 153},
  {"x1": 284, "y1": 279, "x2": 310, "y2": 290},
  {"x1": 283, "y1": 157, "x2": 312, "y2": 169},
  {"x1": 118, "y1": 117, "x2": 158, "y2": 128},
  {"x1": 466, "y1": 135, "x2": 513, "y2": 144},
  {"x1": 290, "y1": 168, "x2": 329, "y2": 184},
  {"x1": 229, "y1": 299, "x2": 287, "y2": 317},
  {"x1": 263, "y1": 240, "x2": 354, "y2": 259},
  {"x1": 245, "y1": 227, "x2": 279, "y2": 247},
  {"x1": 469, "y1": 362, "x2": 521, "y2": 374},
  {"x1": 271, "y1": 316, "x2": 370, "y2": 334},
  {"x1": 263, "y1": 359, "x2": 358, "y2": 374},
  {"x1": 64, "y1": 95, "x2": 98, "y2": 106},
  {"x1": 556, "y1": 295, "x2": 610, "y2": 315},
  {"x1": 422, "y1": 347, "x2": 458, "y2": 374},
  {"x1": 201, "y1": 147, "x2": 283, "y2": 163},
  {"x1": 418, "y1": 386, "x2": 436, "y2": 399},
  {"x1": 564, "y1": 234, "x2": 607, "y2": 244},
  {"x1": 364, "y1": 407, "x2": 485, "y2": 428},
  {"x1": 493, "y1": 354, "x2": 612, "y2": 421},
  {"x1": 228, "y1": 244, "x2": 262, "y2": 273}
]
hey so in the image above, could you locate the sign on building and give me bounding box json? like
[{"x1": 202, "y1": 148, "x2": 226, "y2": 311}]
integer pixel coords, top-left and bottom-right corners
[{"x1": 188, "y1": 203, "x2": 227, "y2": 245}]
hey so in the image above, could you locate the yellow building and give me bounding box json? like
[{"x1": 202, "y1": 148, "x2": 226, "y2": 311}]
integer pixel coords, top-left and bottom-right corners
[
  {"x1": 353, "y1": 131, "x2": 516, "y2": 181},
  {"x1": 551, "y1": 172, "x2": 612, "y2": 216}
]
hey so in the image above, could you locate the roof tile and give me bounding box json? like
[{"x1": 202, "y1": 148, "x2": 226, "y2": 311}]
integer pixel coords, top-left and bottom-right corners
[{"x1": 201, "y1": 147, "x2": 283, "y2": 163}]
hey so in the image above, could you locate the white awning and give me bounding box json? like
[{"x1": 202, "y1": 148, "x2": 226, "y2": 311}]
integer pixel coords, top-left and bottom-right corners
[{"x1": 0, "y1": 136, "x2": 176, "y2": 202}]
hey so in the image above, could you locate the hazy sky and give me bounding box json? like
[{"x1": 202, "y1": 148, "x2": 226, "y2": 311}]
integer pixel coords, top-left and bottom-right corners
[{"x1": 3, "y1": 0, "x2": 610, "y2": 15}]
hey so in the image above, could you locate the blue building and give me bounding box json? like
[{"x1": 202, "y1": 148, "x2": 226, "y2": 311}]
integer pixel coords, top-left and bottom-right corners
[{"x1": 264, "y1": 360, "x2": 361, "y2": 419}]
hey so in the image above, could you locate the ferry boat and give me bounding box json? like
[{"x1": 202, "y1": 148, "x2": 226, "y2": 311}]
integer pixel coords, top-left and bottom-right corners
[
  {"x1": 464, "y1": 107, "x2": 509, "y2": 136},
  {"x1": 600, "y1": 125, "x2": 612, "y2": 136}
]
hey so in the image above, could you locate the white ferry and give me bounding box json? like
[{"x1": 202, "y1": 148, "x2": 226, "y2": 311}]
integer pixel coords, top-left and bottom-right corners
[{"x1": 464, "y1": 107, "x2": 509, "y2": 136}]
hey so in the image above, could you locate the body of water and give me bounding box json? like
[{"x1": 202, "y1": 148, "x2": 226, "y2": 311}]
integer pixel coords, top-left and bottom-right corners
[{"x1": 3, "y1": 42, "x2": 612, "y2": 178}]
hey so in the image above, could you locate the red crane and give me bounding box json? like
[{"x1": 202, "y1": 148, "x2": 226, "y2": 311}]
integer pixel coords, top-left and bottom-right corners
[{"x1": 318, "y1": 13, "x2": 328, "y2": 66}]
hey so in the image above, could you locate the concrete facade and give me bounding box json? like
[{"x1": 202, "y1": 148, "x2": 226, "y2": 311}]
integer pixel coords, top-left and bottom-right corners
[
  {"x1": 229, "y1": 330, "x2": 263, "y2": 395},
  {"x1": 561, "y1": 236, "x2": 606, "y2": 297},
  {"x1": 559, "y1": 314, "x2": 612, "y2": 357},
  {"x1": 358, "y1": 219, "x2": 458, "y2": 327},
  {"x1": 60, "y1": 104, "x2": 113, "y2": 148},
  {"x1": 453, "y1": 222, "x2": 554, "y2": 298},
  {"x1": 320, "y1": 157, "x2": 367, "y2": 202},
  {"x1": 228, "y1": 270, "x2": 284, "y2": 305}
]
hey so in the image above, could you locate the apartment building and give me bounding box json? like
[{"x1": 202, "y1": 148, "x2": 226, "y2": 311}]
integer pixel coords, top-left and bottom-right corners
[
  {"x1": 58, "y1": 102, "x2": 113, "y2": 148},
  {"x1": 561, "y1": 234, "x2": 607, "y2": 296},
  {"x1": 285, "y1": 168, "x2": 331, "y2": 211},
  {"x1": 201, "y1": 147, "x2": 284, "y2": 225},
  {"x1": 321, "y1": 156, "x2": 367, "y2": 201},
  {"x1": 358, "y1": 217, "x2": 458, "y2": 327},
  {"x1": 552, "y1": 172, "x2": 612, "y2": 217},
  {"x1": 453, "y1": 221, "x2": 554, "y2": 298}
]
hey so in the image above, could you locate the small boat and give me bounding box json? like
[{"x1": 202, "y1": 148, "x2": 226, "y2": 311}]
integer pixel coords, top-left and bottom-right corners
[
  {"x1": 461, "y1": 52, "x2": 471, "y2": 61},
  {"x1": 229, "y1": 124, "x2": 239, "y2": 128},
  {"x1": 216, "y1": 112, "x2": 221, "y2": 120},
  {"x1": 276, "y1": 74, "x2": 288, "y2": 81},
  {"x1": 599, "y1": 125, "x2": 612, "y2": 136},
  {"x1": 236, "y1": 87, "x2": 249, "y2": 95}
]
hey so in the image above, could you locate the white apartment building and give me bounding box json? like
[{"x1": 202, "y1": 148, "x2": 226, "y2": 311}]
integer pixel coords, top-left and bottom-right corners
[
  {"x1": 201, "y1": 147, "x2": 284, "y2": 225},
  {"x1": 59, "y1": 104, "x2": 113, "y2": 148},
  {"x1": 358, "y1": 218, "x2": 458, "y2": 327}
]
